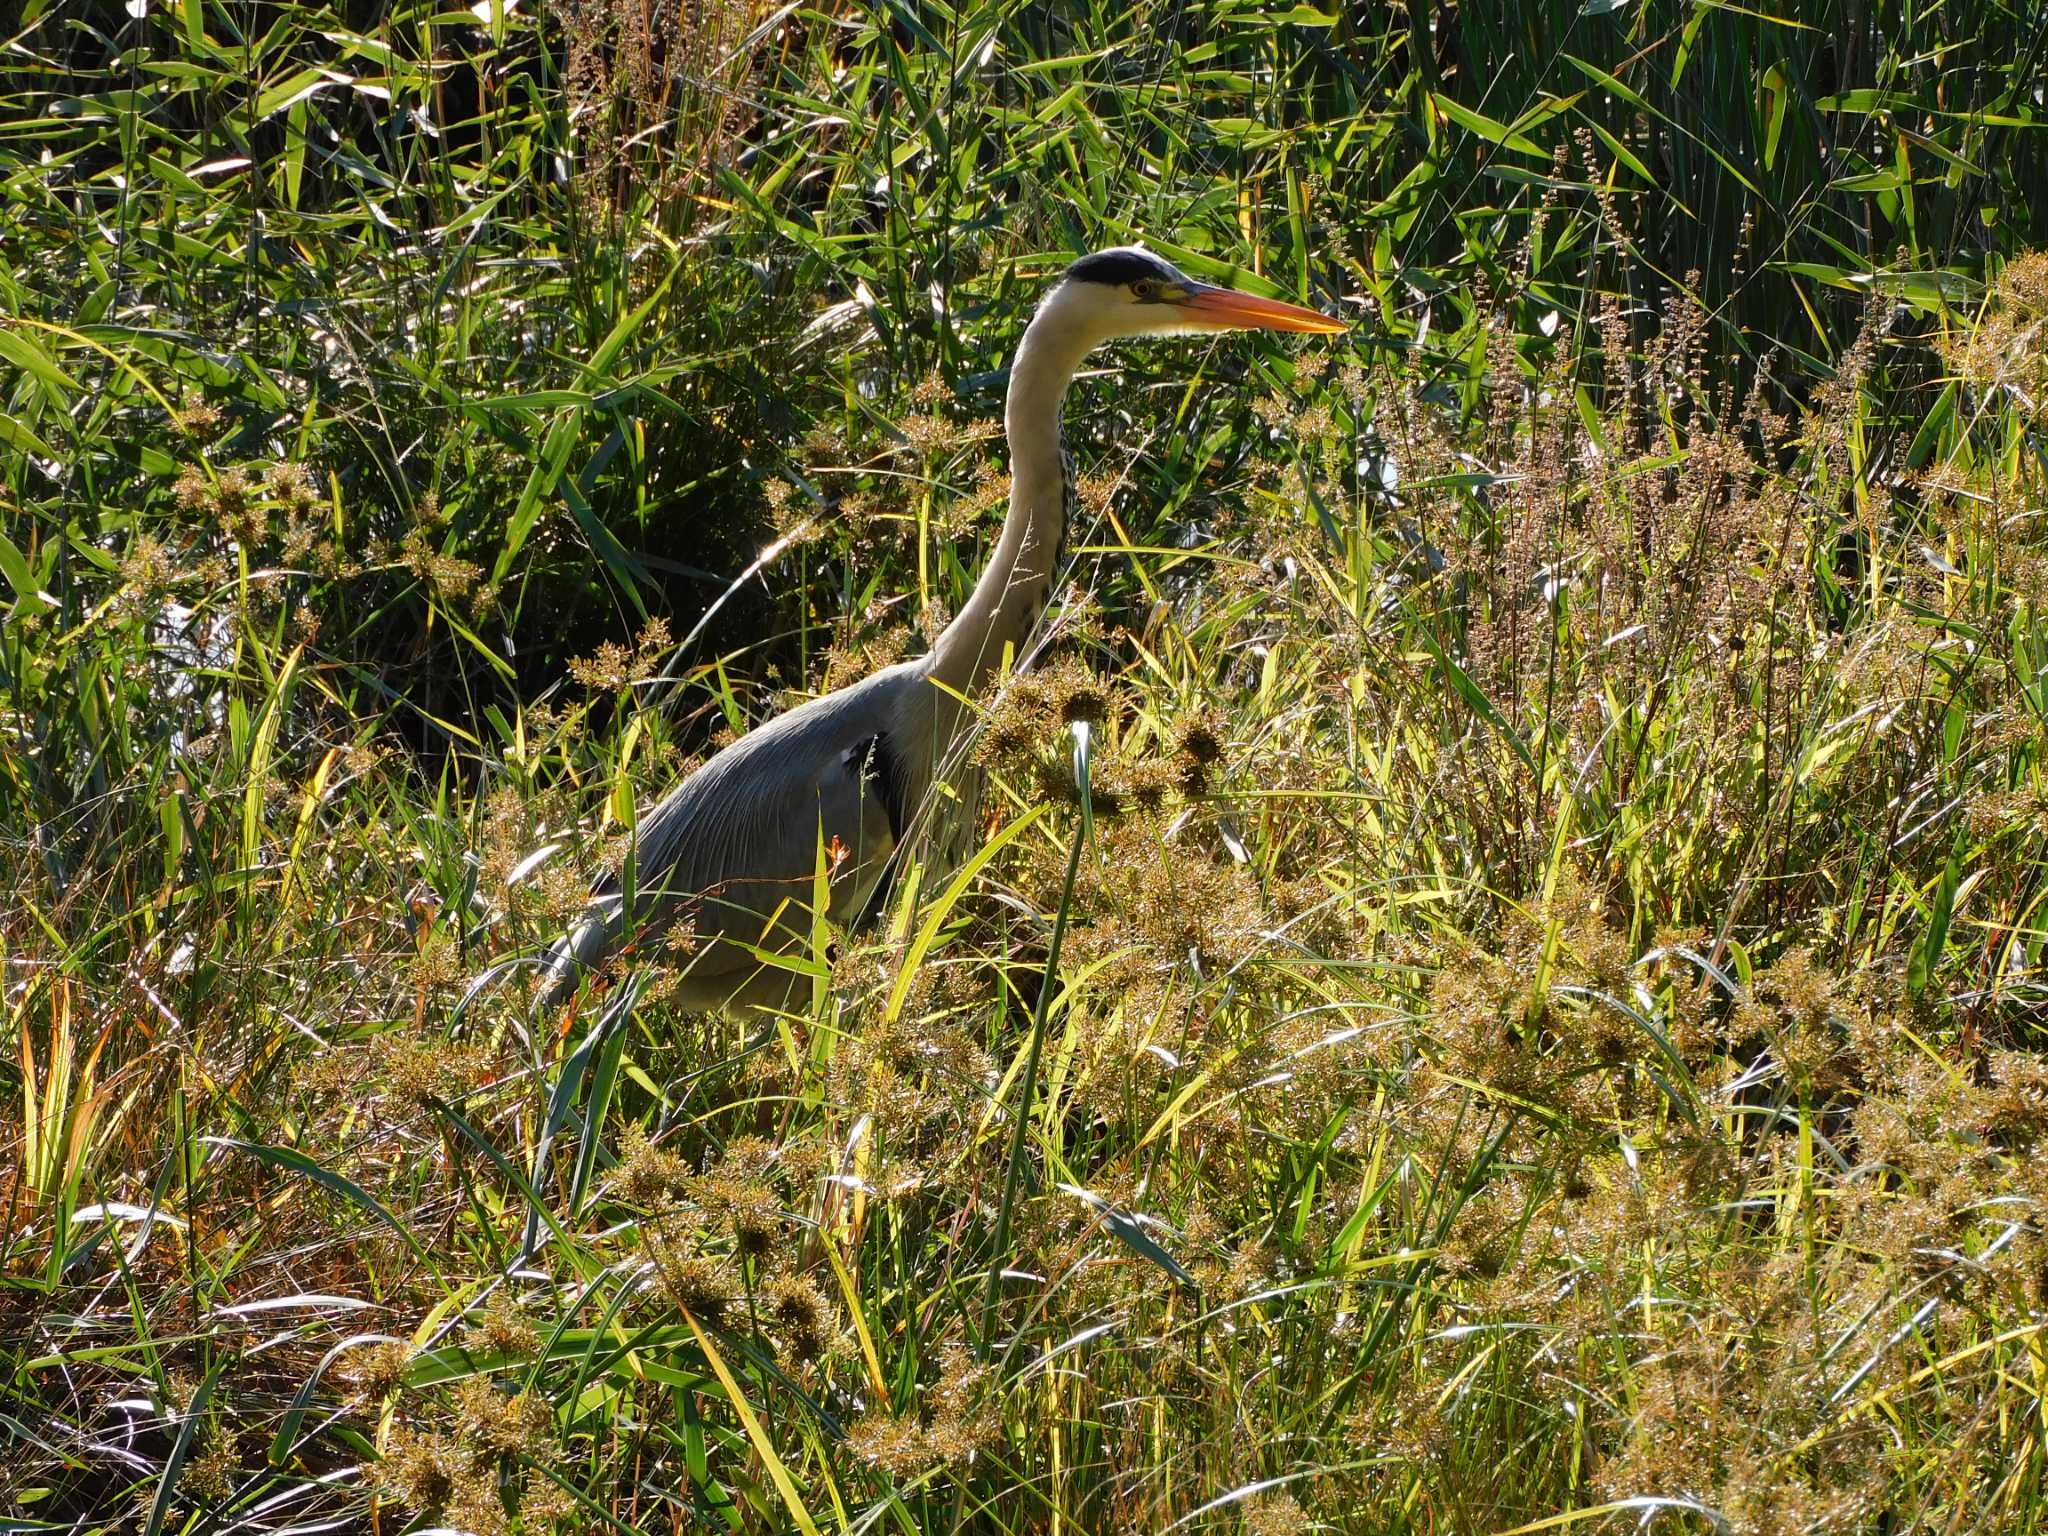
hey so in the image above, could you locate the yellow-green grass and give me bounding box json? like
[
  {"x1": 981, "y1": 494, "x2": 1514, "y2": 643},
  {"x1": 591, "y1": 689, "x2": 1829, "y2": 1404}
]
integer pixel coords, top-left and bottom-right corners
[{"x1": 4, "y1": 1, "x2": 2047, "y2": 1532}]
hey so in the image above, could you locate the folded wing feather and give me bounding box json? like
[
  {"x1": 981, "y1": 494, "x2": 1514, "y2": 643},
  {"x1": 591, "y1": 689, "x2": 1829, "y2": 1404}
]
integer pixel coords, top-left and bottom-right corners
[{"x1": 536, "y1": 662, "x2": 929, "y2": 1011}]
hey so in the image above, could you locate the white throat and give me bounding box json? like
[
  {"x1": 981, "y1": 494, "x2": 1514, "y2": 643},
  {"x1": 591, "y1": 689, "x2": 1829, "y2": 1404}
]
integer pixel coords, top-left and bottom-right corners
[{"x1": 927, "y1": 290, "x2": 1101, "y2": 693}]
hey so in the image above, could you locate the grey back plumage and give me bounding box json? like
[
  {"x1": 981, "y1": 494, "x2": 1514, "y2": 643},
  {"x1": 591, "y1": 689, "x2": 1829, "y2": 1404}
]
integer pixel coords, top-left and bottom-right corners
[{"x1": 537, "y1": 657, "x2": 945, "y2": 1010}]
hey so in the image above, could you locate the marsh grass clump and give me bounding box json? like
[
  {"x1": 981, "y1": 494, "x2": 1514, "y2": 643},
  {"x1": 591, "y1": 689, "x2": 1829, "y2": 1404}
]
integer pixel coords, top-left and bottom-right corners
[
  {"x1": 1734, "y1": 946, "x2": 1857, "y2": 1097},
  {"x1": 690, "y1": 1137, "x2": 788, "y2": 1259},
  {"x1": 373, "y1": 1031, "x2": 494, "y2": 1113},
  {"x1": 567, "y1": 618, "x2": 673, "y2": 695},
  {"x1": 648, "y1": 1231, "x2": 741, "y2": 1327},
  {"x1": 376, "y1": 1427, "x2": 463, "y2": 1516},
  {"x1": 4, "y1": 4, "x2": 2045, "y2": 1532},
  {"x1": 1975, "y1": 1050, "x2": 2048, "y2": 1152},
  {"x1": 1170, "y1": 708, "x2": 1228, "y2": 796},
  {"x1": 454, "y1": 1378, "x2": 554, "y2": 1458},
  {"x1": 377, "y1": 1406, "x2": 554, "y2": 1536},
  {"x1": 763, "y1": 1273, "x2": 836, "y2": 1364},
  {"x1": 1243, "y1": 1489, "x2": 1312, "y2": 1536},
  {"x1": 181, "y1": 1429, "x2": 241, "y2": 1505},
  {"x1": 614, "y1": 1124, "x2": 691, "y2": 1207}
]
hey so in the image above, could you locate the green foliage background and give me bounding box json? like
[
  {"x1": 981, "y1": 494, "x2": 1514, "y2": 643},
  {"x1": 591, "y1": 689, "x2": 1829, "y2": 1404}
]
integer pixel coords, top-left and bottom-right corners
[
  {"x1": 7, "y1": 0, "x2": 2038, "y2": 690},
  {"x1": 4, "y1": 0, "x2": 2048, "y2": 1532}
]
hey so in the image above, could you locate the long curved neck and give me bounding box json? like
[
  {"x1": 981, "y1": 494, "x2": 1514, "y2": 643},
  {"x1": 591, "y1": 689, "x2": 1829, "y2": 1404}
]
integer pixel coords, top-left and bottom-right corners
[{"x1": 927, "y1": 303, "x2": 1093, "y2": 695}]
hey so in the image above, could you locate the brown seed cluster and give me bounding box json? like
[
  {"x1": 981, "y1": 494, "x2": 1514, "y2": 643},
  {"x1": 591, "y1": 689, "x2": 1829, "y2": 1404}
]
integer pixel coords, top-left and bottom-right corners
[
  {"x1": 367, "y1": 1307, "x2": 564, "y2": 1536},
  {"x1": 568, "y1": 616, "x2": 673, "y2": 692},
  {"x1": 462, "y1": 1293, "x2": 541, "y2": 1359},
  {"x1": 978, "y1": 662, "x2": 1229, "y2": 821},
  {"x1": 847, "y1": 1350, "x2": 996, "y2": 1476},
  {"x1": 1946, "y1": 249, "x2": 2048, "y2": 417}
]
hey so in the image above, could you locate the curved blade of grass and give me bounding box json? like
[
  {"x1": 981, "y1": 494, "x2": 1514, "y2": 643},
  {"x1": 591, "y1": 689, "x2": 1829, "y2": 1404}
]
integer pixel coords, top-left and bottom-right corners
[
  {"x1": 1413, "y1": 628, "x2": 1538, "y2": 780},
  {"x1": 680, "y1": 1310, "x2": 822, "y2": 1536},
  {"x1": 1060, "y1": 1183, "x2": 1196, "y2": 1292},
  {"x1": 980, "y1": 725, "x2": 1091, "y2": 1355},
  {"x1": 883, "y1": 801, "x2": 1047, "y2": 1023},
  {"x1": 240, "y1": 644, "x2": 304, "y2": 919},
  {"x1": 433, "y1": 1097, "x2": 587, "y2": 1274},
  {"x1": 144, "y1": 1358, "x2": 220, "y2": 1536},
  {"x1": 269, "y1": 1333, "x2": 405, "y2": 1467},
  {"x1": 207, "y1": 1138, "x2": 426, "y2": 1261}
]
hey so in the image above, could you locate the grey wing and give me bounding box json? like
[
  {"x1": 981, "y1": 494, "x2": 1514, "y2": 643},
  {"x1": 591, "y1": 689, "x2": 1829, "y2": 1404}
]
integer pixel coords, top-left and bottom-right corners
[
  {"x1": 631, "y1": 726, "x2": 902, "y2": 943},
  {"x1": 537, "y1": 668, "x2": 919, "y2": 1007}
]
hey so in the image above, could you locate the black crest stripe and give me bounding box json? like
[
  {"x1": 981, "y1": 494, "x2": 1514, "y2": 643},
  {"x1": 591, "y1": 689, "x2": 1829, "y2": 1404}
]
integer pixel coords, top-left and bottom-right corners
[{"x1": 1065, "y1": 249, "x2": 1174, "y2": 286}]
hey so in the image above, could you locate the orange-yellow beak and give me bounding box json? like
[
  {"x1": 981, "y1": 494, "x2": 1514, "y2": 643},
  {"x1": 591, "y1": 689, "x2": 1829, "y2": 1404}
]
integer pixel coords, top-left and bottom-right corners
[{"x1": 1175, "y1": 283, "x2": 1348, "y2": 334}]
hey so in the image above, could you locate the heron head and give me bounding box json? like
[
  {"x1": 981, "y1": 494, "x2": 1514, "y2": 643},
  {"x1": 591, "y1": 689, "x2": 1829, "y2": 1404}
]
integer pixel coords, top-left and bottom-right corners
[{"x1": 1054, "y1": 245, "x2": 1347, "y2": 342}]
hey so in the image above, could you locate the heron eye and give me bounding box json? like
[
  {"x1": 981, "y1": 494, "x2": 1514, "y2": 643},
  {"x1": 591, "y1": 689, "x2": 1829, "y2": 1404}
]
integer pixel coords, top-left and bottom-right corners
[{"x1": 1131, "y1": 278, "x2": 1160, "y2": 302}]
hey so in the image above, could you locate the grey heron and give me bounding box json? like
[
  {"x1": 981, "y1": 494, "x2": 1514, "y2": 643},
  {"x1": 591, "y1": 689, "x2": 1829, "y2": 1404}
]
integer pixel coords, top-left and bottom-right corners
[{"x1": 536, "y1": 246, "x2": 1345, "y2": 1014}]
